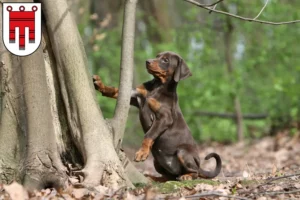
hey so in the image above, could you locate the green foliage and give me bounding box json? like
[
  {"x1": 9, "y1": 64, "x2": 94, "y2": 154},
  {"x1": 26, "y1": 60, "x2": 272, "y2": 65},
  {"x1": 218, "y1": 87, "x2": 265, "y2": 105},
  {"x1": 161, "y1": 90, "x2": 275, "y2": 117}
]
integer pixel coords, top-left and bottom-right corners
[{"x1": 81, "y1": 0, "x2": 300, "y2": 143}]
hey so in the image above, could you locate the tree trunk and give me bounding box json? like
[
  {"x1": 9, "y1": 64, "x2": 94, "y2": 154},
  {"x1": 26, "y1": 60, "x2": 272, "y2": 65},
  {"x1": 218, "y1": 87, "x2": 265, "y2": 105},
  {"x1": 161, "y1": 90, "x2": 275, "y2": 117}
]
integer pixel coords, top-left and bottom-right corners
[
  {"x1": 21, "y1": 42, "x2": 67, "y2": 190},
  {"x1": 223, "y1": 12, "x2": 244, "y2": 142},
  {"x1": 90, "y1": 0, "x2": 123, "y2": 29},
  {"x1": 111, "y1": 0, "x2": 137, "y2": 148},
  {"x1": 139, "y1": 0, "x2": 172, "y2": 43},
  {"x1": 0, "y1": 0, "x2": 146, "y2": 189}
]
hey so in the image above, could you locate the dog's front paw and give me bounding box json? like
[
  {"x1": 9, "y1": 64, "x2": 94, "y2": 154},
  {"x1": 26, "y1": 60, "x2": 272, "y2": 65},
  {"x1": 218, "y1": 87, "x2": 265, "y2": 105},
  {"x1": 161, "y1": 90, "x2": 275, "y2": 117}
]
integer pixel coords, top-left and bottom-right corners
[
  {"x1": 134, "y1": 148, "x2": 149, "y2": 162},
  {"x1": 93, "y1": 75, "x2": 104, "y2": 91}
]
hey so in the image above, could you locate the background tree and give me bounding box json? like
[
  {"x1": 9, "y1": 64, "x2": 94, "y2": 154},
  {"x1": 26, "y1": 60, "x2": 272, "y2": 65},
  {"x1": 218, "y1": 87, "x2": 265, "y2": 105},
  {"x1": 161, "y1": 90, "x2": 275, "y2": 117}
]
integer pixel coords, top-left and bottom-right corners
[{"x1": 88, "y1": 0, "x2": 300, "y2": 144}]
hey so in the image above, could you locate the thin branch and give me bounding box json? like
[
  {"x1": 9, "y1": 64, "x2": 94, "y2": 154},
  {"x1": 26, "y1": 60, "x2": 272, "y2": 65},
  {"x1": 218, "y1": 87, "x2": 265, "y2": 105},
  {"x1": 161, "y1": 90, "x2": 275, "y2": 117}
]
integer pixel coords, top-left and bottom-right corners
[
  {"x1": 209, "y1": 4, "x2": 218, "y2": 14},
  {"x1": 208, "y1": 0, "x2": 224, "y2": 14},
  {"x1": 184, "y1": 0, "x2": 300, "y2": 25},
  {"x1": 193, "y1": 111, "x2": 268, "y2": 120},
  {"x1": 253, "y1": 0, "x2": 269, "y2": 20},
  {"x1": 203, "y1": 0, "x2": 224, "y2": 7}
]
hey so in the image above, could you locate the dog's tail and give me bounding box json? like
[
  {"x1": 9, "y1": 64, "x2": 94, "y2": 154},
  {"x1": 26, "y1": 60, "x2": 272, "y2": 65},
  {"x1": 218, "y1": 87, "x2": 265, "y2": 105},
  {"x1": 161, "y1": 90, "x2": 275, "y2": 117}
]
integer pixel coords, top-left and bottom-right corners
[{"x1": 195, "y1": 153, "x2": 222, "y2": 179}]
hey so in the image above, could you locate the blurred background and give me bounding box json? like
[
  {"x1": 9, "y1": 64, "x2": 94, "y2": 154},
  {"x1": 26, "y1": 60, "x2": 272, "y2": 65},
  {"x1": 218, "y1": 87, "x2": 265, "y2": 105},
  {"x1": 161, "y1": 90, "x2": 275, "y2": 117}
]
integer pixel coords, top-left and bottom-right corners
[{"x1": 70, "y1": 0, "x2": 300, "y2": 147}]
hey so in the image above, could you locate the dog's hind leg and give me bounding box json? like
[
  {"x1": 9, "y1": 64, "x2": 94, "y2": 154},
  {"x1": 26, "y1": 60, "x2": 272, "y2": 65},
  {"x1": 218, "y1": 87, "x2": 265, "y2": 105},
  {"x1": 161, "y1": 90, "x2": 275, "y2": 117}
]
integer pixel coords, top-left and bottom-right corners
[
  {"x1": 151, "y1": 159, "x2": 177, "y2": 181},
  {"x1": 176, "y1": 147, "x2": 199, "y2": 180},
  {"x1": 177, "y1": 145, "x2": 222, "y2": 179}
]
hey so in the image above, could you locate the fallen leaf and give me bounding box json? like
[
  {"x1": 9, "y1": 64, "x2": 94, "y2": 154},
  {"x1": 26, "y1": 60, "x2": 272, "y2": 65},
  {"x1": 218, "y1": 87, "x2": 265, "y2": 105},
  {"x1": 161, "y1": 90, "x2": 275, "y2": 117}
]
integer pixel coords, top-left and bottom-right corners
[
  {"x1": 3, "y1": 182, "x2": 29, "y2": 200},
  {"x1": 257, "y1": 197, "x2": 267, "y2": 200},
  {"x1": 72, "y1": 188, "x2": 88, "y2": 199},
  {"x1": 243, "y1": 171, "x2": 249, "y2": 178},
  {"x1": 272, "y1": 164, "x2": 277, "y2": 175},
  {"x1": 68, "y1": 176, "x2": 79, "y2": 184},
  {"x1": 122, "y1": 191, "x2": 136, "y2": 200},
  {"x1": 272, "y1": 185, "x2": 283, "y2": 191},
  {"x1": 94, "y1": 185, "x2": 109, "y2": 195},
  {"x1": 194, "y1": 184, "x2": 213, "y2": 192}
]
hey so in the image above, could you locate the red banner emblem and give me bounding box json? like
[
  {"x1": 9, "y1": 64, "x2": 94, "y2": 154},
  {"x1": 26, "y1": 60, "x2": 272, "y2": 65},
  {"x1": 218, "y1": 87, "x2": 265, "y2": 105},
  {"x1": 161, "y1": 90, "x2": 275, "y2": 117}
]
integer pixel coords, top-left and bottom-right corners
[{"x1": 2, "y1": 3, "x2": 41, "y2": 56}]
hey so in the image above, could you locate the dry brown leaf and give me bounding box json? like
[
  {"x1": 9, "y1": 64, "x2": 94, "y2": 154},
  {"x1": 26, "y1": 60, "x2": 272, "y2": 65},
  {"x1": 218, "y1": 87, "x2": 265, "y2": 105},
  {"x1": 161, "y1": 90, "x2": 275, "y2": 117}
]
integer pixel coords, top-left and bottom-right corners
[
  {"x1": 144, "y1": 187, "x2": 157, "y2": 200},
  {"x1": 94, "y1": 185, "x2": 109, "y2": 195},
  {"x1": 61, "y1": 193, "x2": 73, "y2": 200},
  {"x1": 72, "y1": 188, "x2": 88, "y2": 199},
  {"x1": 257, "y1": 197, "x2": 267, "y2": 200},
  {"x1": 243, "y1": 171, "x2": 249, "y2": 178},
  {"x1": 122, "y1": 191, "x2": 136, "y2": 200},
  {"x1": 68, "y1": 176, "x2": 79, "y2": 185},
  {"x1": 194, "y1": 183, "x2": 214, "y2": 192},
  {"x1": 3, "y1": 182, "x2": 29, "y2": 200},
  {"x1": 272, "y1": 185, "x2": 283, "y2": 191},
  {"x1": 93, "y1": 192, "x2": 105, "y2": 200},
  {"x1": 272, "y1": 164, "x2": 277, "y2": 175}
]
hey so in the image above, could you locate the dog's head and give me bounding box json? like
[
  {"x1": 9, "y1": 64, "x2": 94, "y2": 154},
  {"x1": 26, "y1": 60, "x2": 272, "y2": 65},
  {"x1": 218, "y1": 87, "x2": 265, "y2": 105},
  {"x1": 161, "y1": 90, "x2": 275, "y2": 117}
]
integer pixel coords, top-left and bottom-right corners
[{"x1": 146, "y1": 51, "x2": 192, "y2": 83}]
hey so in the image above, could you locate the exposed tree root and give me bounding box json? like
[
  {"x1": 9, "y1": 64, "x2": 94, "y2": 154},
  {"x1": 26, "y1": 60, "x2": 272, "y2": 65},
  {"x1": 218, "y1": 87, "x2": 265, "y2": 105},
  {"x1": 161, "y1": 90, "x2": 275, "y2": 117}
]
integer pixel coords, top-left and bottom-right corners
[{"x1": 23, "y1": 152, "x2": 67, "y2": 190}]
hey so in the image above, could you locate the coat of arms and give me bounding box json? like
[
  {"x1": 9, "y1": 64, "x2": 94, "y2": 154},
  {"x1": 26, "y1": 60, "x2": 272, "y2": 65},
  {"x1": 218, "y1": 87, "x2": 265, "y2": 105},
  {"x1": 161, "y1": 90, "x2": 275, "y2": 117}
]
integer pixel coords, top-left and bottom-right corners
[{"x1": 2, "y1": 3, "x2": 41, "y2": 56}]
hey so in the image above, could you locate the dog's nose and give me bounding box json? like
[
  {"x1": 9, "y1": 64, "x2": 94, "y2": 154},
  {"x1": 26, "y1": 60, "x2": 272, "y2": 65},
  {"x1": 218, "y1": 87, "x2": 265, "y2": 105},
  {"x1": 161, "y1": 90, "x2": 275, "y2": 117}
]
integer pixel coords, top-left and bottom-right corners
[{"x1": 146, "y1": 60, "x2": 151, "y2": 65}]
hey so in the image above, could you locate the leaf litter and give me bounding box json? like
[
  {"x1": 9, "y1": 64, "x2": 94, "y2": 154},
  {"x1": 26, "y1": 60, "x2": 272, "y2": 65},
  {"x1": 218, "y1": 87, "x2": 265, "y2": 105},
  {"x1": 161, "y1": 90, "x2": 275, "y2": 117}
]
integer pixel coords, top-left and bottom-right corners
[{"x1": 1, "y1": 135, "x2": 300, "y2": 199}]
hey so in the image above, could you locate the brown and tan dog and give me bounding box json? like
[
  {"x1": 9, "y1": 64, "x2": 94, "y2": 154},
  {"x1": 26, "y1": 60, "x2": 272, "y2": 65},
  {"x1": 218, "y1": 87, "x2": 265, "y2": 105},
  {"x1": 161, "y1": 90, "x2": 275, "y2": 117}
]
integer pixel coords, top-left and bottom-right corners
[{"x1": 93, "y1": 51, "x2": 221, "y2": 181}]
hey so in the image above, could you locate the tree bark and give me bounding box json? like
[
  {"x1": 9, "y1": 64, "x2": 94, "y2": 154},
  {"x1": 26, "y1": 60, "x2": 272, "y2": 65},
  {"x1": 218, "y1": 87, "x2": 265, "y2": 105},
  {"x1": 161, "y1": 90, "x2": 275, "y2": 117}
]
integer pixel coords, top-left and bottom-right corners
[
  {"x1": 21, "y1": 44, "x2": 67, "y2": 190},
  {"x1": 112, "y1": 0, "x2": 138, "y2": 149},
  {"x1": 0, "y1": 0, "x2": 24, "y2": 185},
  {"x1": 108, "y1": 0, "x2": 148, "y2": 185},
  {"x1": 0, "y1": 53, "x2": 22, "y2": 184},
  {"x1": 0, "y1": 0, "x2": 147, "y2": 189},
  {"x1": 39, "y1": 0, "x2": 133, "y2": 187},
  {"x1": 223, "y1": 11, "x2": 244, "y2": 142}
]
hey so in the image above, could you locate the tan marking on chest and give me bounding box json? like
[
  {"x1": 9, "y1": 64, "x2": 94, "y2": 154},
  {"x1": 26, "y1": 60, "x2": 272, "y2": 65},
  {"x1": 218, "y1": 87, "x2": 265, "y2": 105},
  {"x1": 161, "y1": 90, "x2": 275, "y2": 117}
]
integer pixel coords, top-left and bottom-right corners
[{"x1": 147, "y1": 97, "x2": 161, "y2": 112}]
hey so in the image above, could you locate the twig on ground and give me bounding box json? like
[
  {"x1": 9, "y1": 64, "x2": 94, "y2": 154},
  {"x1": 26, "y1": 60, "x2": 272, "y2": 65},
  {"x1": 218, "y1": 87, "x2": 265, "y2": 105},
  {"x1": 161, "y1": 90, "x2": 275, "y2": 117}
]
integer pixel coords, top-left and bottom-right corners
[
  {"x1": 183, "y1": 0, "x2": 300, "y2": 25},
  {"x1": 240, "y1": 172, "x2": 300, "y2": 195},
  {"x1": 261, "y1": 172, "x2": 300, "y2": 186},
  {"x1": 185, "y1": 192, "x2": 250, "y2": 200},
  {"x1": 164, "y1": 191, "x2": 250, "y2": 200},
  {"x1": 251, "y1": 189, "x2": 300, "y2": 197}
]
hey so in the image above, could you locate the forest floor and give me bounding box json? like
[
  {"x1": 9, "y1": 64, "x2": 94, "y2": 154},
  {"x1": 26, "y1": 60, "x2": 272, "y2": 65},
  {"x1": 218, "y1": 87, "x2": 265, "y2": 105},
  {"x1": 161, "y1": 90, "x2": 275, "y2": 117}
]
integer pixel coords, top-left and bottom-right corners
[{"x1": 1, "y1": 134, "x2": 300, "y2": 199}]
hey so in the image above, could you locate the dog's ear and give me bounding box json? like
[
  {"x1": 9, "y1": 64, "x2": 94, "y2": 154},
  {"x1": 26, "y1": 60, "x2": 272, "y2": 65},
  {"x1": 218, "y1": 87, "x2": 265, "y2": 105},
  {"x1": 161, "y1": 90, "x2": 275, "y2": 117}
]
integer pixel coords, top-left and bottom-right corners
[{"x1": 173, "y1": 58, "x2": 192, "y2": 82}]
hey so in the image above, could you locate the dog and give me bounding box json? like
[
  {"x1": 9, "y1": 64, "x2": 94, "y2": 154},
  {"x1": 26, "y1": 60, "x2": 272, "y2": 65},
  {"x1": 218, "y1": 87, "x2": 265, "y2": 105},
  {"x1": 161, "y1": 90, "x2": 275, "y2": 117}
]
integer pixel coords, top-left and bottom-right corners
[{"x1": 93, "y1": 51, "x2": 222, "y2": 181}]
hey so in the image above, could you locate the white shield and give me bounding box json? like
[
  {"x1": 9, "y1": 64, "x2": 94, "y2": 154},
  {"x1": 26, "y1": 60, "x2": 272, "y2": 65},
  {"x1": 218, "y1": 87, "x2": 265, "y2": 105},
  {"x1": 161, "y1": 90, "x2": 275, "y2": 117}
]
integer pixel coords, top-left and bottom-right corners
[{"x1": 2, "y1": 3, "x2": 41, "y2": 56}]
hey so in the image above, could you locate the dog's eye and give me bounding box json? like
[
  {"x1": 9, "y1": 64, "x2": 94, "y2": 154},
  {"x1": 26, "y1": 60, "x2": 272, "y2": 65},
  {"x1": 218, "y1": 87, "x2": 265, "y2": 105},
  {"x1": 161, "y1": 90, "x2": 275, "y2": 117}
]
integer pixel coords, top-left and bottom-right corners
[{"x1": 162, "y1": 58, "x2": 169, "y2": 63}]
